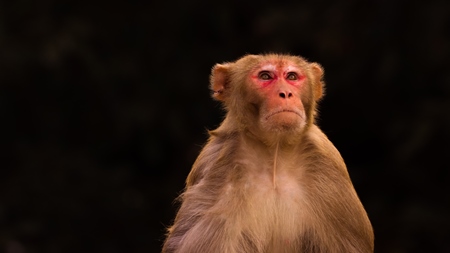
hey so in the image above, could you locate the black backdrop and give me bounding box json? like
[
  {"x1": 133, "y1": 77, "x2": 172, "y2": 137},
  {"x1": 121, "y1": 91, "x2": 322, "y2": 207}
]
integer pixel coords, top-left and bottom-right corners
[{"x1": 2, "y1": 0, "x2": 450, "y2": 252}]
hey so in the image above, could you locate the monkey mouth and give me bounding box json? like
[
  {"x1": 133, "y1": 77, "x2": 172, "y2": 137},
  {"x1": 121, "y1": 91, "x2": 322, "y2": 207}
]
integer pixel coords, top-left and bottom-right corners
[{"x1": 265, "y1": 109, "x2": 302, "y2": 120}]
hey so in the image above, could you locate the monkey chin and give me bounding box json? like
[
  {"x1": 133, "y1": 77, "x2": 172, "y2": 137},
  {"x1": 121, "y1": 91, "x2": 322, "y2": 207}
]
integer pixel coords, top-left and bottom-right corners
[{"x1": 261, "y1": 112, "x2": 306, "y2": 136}]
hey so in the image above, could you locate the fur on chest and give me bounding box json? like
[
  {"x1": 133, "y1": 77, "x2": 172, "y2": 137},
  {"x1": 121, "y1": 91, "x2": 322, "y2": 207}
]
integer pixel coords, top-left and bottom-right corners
[{"x1": 212, "y1": 163, "x2": 310, "y2": 245}]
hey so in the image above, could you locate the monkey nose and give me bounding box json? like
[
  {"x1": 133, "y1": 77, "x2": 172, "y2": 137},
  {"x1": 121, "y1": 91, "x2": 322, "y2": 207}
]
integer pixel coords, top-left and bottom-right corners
[{"x1": 279, "y1": 91, "x2": 293, "y2": 99}]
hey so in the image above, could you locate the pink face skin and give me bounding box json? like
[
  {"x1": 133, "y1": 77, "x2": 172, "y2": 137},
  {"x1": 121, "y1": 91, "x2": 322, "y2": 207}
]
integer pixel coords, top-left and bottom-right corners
[
  {"x1": 250, "y1": 62, "x2": 306, "y2": 89},
  {"x1": 250, "y1": 60, "x2": 308, "y2": 131}
]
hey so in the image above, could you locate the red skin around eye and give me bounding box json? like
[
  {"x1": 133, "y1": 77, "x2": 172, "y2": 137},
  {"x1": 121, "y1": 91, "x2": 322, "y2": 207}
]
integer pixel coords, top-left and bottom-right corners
[
  {"x1": 283, "y1": 74, "x2": 305, "y2": 87},
  {"x1": 249, "y1": 60, "x2": 307, "y2": 89},
  {"x1": 251, "y1": 71, "x2": 305, "y2": 89},
  {"x1": 251, "y1": 74, "x2": 277, "y2": 88}
]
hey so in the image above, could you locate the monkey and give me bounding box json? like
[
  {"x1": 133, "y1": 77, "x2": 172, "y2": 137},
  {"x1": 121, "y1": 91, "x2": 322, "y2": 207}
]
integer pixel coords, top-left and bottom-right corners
[{"x1": 162, "y1": 54, "x2": 374, "y2": 253}]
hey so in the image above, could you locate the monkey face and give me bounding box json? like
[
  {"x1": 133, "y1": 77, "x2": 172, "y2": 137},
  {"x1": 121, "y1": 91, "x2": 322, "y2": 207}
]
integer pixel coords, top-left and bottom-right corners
[
  {"x1": 249, "y1": 60, "x2": 308, "y2": 133},
  {"x1": 210, "y1": 54, "x2": 324, "y2": 143}
]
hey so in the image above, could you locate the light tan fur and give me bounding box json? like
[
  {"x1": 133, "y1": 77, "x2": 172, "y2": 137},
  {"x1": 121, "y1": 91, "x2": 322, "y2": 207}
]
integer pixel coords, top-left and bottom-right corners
[{"x1": 163, "y1": 54, "x2": 374, "y2": 253}]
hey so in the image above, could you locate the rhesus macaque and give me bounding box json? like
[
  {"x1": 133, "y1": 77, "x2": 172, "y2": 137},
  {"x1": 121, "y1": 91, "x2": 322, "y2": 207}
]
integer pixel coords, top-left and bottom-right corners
[{"x1": 163, "y1": 54, "x2": 374, "y2": 253}]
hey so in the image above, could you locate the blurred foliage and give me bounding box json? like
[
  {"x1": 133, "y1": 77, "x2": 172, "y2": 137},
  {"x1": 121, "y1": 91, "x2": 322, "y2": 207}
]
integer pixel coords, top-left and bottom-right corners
[{"x1": 0, "y1": 0, "x2": 449, "y2": 252}]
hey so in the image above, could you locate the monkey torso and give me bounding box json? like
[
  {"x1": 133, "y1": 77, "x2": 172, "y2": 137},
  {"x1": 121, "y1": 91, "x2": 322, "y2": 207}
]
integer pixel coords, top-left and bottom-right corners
[{"x1": 164, "y1": 125, "x2": 374, "y2": 253}]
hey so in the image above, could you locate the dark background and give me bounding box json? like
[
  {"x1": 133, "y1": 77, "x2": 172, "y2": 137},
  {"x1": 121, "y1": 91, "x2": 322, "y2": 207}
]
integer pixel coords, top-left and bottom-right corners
[{"x1": 1, "y1": 0, "x2": 449, "y2": 252}]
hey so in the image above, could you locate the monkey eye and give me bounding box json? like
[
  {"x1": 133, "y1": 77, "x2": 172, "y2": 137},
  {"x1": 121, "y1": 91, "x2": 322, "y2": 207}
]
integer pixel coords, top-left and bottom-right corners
[
  {"x1": 286, "y1": 72, "x2": 298, "y2": 80},
  {"x1": 258, "y1": 71, "x2": 273, "y2": 80}
]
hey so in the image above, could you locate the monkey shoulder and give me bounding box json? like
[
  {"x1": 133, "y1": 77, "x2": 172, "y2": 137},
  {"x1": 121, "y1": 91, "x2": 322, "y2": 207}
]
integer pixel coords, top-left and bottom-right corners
[
  {"x1": 186, "y1": 132, "x2": 240, "y2": 187},
  {"x1": 304, "y1": 125, "x2": 342, "y2": 156},
  {"x1": 301, "y1": 125, "x2": 350, "y2": 175}
]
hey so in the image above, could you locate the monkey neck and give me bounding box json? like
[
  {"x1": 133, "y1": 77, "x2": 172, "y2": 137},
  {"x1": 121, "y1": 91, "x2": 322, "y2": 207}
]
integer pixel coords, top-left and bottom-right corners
[
  {"x1": 214, "y1": 114, "x2": 311, "y2": 147},
  {"x1": 272, "y1": 140, "x2": 280, "y2": 189},
  {"x1": 213, "y1": 117, "x2": 313, "y2": 189},
  {"x1": 246, "y1": 126, "x2": 310, "y2": 148},
  {"x1": 238, "y1": 132, "x2": 299, "y2": 190}
]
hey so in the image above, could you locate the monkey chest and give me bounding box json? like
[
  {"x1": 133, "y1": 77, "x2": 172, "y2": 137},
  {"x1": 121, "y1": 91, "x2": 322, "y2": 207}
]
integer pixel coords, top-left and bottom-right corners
[{"x1": 233, "y1": 170, "x2": 308, "y2": 239}]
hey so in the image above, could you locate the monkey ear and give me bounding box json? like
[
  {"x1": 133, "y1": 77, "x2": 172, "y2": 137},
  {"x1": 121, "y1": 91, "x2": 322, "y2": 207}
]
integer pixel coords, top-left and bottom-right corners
[
  {"x1": 210, "y1": 63, "x2": 230, "y2": 101},
  {"x1": 310, "y1": 63, "x2": 325, "y2": 101}
]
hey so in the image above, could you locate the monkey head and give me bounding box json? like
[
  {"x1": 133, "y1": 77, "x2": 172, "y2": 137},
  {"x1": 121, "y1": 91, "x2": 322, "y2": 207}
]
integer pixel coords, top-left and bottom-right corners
[{"x1": 210, "y1": 54, "x2": 324, "y2": 144}]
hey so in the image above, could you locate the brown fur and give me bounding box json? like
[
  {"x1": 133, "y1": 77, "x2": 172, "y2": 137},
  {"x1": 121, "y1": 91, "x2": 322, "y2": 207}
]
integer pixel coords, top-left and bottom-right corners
[{"x1": 162, "y1": 54, "x2": 374, "y2": 253}]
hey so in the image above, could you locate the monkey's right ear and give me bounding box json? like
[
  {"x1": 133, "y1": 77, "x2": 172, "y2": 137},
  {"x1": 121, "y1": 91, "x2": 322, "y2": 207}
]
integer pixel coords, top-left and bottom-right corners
[{"x1": 210, "y1": 63, "x2": 230, "y2": 101}]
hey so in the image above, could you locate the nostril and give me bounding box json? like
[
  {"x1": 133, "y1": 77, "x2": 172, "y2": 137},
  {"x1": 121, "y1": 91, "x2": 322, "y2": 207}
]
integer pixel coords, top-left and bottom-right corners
[{"x1": 279, "y1": 92, "x2": 293, "y2": 98}]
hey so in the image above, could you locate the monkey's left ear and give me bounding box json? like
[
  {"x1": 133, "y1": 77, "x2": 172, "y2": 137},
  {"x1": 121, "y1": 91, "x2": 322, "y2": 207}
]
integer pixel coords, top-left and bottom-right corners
[
  {"x1": 310, "y1": 63, "x2": 325, "y2": 101},
  {"x1": 210, "y1": 63, "x2": 230, "y2": 101}
]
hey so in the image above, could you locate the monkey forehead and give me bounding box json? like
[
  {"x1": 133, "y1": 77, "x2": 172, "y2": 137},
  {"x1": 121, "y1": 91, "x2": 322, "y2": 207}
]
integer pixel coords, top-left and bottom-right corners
[
  {"x1": 257, "y1": 63, "x2": 277, "y2": 71},
  {"x1": 233, "y1": 54, "x2": 307, "y2": 67},
  {"x1": 252, "y1": 61, "x2": 304, "y2": 74}
]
